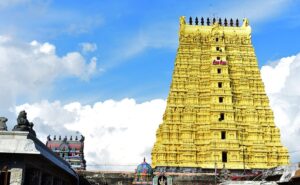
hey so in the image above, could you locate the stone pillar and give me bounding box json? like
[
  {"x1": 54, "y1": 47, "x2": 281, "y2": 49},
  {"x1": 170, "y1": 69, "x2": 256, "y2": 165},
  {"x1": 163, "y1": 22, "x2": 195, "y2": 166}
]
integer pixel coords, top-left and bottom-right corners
[
  {"x1": 38, "y1": 170, "x2": 42, "y2": 185},
  {"x1": 167, "y1": 177, "x2": 172, "y2": 185},
  {"x1": 10, "y1": 168, "x2": 23, "y2": 185},
  {"x1": 152, "y1": 176, "x2": 158, "y2": 185}
]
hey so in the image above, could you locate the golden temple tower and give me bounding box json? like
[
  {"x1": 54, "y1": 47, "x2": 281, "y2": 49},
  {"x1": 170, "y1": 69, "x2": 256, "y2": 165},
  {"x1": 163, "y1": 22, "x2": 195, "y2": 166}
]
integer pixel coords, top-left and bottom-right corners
[{"x1": 151, "y1": 17, "x2": 289, "y2": 170}]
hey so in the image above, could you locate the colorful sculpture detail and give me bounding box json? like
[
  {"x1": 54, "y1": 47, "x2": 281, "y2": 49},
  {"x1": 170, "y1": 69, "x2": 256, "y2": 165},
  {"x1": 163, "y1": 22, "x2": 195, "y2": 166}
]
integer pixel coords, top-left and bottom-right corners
[{"x1": 132, "y1": 158, "x2": 153, "y2": 184}]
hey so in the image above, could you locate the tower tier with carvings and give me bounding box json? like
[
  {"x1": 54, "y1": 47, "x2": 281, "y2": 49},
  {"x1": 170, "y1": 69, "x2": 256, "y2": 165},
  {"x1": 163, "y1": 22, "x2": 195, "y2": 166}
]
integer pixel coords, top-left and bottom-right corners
[
  {"x1": 151, "y1": 17, "x2": 289, "y2": 170},
  {"x1": 46, "y1": 135, "x2": 86, "y2": 170}
]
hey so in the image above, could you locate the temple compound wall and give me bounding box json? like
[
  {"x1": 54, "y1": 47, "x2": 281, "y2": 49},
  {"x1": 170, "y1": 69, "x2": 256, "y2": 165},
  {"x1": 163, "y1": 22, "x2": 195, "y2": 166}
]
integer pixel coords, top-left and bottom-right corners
[{"x1": 152, "y1": 16, "x2": 289, "y2": 171}]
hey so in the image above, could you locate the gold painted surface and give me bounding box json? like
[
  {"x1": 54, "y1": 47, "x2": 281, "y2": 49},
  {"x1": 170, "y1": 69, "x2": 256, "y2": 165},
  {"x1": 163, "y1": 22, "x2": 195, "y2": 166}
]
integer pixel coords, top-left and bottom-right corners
[{"x1": 151, "y1": 17, "x2": 289, "y2": 169}]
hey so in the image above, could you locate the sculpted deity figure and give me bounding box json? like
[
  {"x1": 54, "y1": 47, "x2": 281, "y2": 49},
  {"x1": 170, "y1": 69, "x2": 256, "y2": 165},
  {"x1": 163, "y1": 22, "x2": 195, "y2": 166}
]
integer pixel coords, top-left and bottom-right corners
[
  {"x1": 242, "y1": 18, "x2": 249, "y2": 27},
  {"x1": 179, "y1": 16, "x2": 186, "y2": 35},
  {"x1": 12, "y1": 110, "x2": 36, "y2": 136},
  {"x1": 80, "y1": 135, "x2": 85, "y2": 142},
  {"x1": 158, "y1": 175, "x2": 167, "y2": 185},
  {"x1": 0, "y1": 117, "x2": 8, "y2": 131},
  {"x1": 179, "y1": 16, "x2": 186, "y2": 26}
]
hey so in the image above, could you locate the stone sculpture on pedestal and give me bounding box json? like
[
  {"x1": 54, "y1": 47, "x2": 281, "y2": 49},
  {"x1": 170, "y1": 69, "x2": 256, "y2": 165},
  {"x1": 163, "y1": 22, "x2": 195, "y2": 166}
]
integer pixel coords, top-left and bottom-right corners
[
  {"x1": 12, "y1": 110, "x2": 36, "y2": 136},
  {"x1": 0, "y1": 117, "x2": 8, "y2": 131}
]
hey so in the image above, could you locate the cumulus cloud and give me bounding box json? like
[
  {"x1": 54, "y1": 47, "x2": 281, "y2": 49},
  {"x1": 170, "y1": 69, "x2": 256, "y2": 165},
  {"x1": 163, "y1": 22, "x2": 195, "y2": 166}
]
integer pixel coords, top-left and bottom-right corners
[
  {"x1": 0, "y1": 35, "x2": 97, "y2": 112},
  {"x1": 261, "y1": 53, "x2": 300, "y2": 163},
  {"x1": 16, "y1": 98, "x2": 166, "y2": 170},
  {"x1": 80, "y1": 42, "x2": 97, "y2": 53},
  {"x1": 261, "y1": 56, "x2": 294, "y2": 94}
]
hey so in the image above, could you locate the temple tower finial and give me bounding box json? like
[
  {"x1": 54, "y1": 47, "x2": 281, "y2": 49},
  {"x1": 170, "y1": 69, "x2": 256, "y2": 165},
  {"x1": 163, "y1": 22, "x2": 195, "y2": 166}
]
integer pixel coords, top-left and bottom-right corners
[
  {"x1": 206, "y1": 18, "x2": 210, "y2": 25},
  {"x1": 201, "y1": 17, "x2": 204, "y2": 25},
  {"x1": 224, "y1": 18, "x2": 228, "y2": 26},
  {"x1": 189, "y1": 16, "x2": 193, "y2": 25},
  {"x1": 236, "y1": 19, "x2": 239, "y2": 26}
]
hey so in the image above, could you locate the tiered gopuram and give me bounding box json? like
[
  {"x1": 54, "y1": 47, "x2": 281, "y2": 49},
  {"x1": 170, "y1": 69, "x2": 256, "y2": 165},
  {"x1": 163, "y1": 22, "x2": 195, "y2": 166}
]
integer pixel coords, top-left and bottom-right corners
[
  {"x1": 46, "y1": 135, "x2": 86, "y2": 170},
  {"x1": 152, "y1": 16, "x2": 289, "y2": 170}
]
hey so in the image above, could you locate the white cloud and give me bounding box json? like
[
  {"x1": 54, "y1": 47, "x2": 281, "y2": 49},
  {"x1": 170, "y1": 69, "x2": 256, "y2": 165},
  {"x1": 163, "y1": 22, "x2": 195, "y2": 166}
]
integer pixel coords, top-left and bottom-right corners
[
  {"x1": 261, "y1": 56, "x2": 294, "y2": 94},
  {"x1": 261, "y1": 53, "x2": 300, "y2": 163},
  {"x1": 0, "y1": 35, "x2": 97, "y2": 111},
  {"x1": 80, "y1": 42, "x2": 97, "y2": 53},
  {"x1": 16, "y1": 98, "x2": 166, "y2": 170}
]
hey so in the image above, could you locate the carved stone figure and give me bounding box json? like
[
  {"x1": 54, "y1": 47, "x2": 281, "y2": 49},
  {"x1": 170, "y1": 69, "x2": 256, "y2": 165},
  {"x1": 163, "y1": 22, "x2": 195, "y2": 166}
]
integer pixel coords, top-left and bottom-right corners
[
  {"x1": 158, "y1": 175, "x2": 167, "y2": 185},
  {"x1": 63, "y1": 136, "x2": 67, "y2": 142},
  {"x1": 0, "y1": 117, "x2": 8, "y2": 131},
  {"x1": 243, "y1": 18, "x2": 249, "y2": 27},
  {"x1": 12, "y1": 110, "x2": 36, "y2": 136},
  {"x1": 80, "y1": 135, "x2": 85, "y2": 142},
  {"x1": 179, "y1": 16, "x2": 186, "y2": 35},
  {"x1": 47, "y1": 135, "x2": 51, "y2": 141},
  {"x1": 179, "y1": 16, "x2": 186, "y2": 26}
]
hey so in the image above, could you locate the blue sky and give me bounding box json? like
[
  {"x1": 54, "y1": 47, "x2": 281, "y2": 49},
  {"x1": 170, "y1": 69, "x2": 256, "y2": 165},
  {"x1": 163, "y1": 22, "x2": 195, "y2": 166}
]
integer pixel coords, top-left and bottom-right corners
[
  {"x1": 2, "y1": 0, "x2": 300, "y2": 169},
  {"x1": 1, "y1": 0, "x2": 300, "y2": 105}
]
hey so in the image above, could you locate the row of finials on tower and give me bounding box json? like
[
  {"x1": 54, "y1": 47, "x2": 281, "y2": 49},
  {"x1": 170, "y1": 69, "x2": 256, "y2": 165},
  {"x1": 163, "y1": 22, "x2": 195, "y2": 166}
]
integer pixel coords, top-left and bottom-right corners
[
  {"x1": 47, "y1": 135, "x2": 85, "y2": 142},
  {"x1": 188, "y1": 17, "x2": 240, "y2": 27}
]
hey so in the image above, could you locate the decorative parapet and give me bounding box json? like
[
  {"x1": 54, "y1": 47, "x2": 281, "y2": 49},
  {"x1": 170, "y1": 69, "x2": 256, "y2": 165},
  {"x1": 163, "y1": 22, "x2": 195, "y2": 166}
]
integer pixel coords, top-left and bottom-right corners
[{"x1": 179, "y1": 16, "x2": 252, "y2": 40}]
